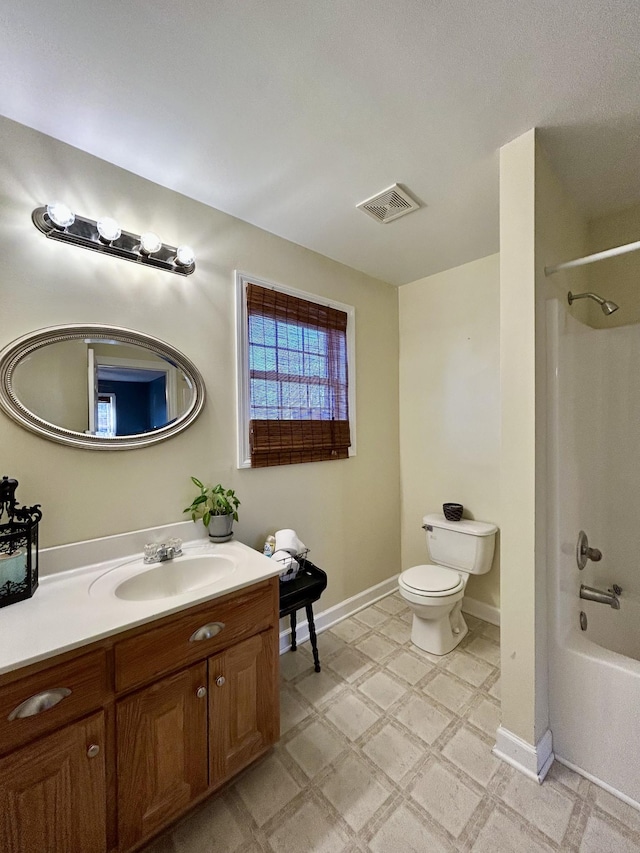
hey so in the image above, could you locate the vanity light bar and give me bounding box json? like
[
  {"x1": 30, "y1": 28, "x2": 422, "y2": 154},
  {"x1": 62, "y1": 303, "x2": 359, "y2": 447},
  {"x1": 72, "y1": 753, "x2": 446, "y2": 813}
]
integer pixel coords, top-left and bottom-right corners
[{"x1": 32, "y1": 204, "x2": 196, "y2": 276}]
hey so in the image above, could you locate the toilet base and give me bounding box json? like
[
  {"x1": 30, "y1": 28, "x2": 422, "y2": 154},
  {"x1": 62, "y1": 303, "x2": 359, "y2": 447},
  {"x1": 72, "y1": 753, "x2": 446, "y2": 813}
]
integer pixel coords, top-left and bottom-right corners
[{"x1": 410, "y1": 601, "x2": 468, "y2": 655}]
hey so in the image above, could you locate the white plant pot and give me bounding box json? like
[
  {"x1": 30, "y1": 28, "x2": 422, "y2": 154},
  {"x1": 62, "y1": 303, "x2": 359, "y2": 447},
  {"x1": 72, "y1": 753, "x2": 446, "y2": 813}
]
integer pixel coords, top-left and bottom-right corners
[{"x1": 207, "y1": 514, "x2": 234, "y2": 542}]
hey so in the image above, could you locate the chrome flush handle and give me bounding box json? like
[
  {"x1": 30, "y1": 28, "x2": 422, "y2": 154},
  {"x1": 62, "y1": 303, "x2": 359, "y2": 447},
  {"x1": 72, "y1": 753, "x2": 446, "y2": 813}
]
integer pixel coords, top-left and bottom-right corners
[
  {"x1": 189, "y1": 622, "x2": 225, "y2": 642},
  {"x1": 8, "y1": 688, "x2": 72, "y2": 721}
]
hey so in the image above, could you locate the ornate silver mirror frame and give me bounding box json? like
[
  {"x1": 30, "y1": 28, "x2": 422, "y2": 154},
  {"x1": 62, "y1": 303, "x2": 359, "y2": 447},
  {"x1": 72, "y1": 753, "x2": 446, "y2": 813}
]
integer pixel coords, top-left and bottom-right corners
[{"x1": 0, "y1": 324, "x2": 205, "y2": 450}]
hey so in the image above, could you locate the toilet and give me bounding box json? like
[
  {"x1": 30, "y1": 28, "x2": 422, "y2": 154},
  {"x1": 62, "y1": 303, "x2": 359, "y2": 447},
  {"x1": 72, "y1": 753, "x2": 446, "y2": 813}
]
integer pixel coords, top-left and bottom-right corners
[{"x1": 398, "y1": 513, "x2": 497, "y2": 655}]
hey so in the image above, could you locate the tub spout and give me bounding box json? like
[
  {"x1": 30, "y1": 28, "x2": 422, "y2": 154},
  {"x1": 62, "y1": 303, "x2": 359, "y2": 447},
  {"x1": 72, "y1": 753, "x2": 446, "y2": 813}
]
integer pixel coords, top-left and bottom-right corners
[{"x1": 579, "y1": 584, "x2": 620, "y2": 609}]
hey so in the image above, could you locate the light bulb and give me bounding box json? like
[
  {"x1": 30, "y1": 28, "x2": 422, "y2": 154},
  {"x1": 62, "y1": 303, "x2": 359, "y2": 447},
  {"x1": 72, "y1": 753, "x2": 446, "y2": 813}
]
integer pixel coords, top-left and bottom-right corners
[
  {"x1": 96, "y1": 217, "x2": 121, "y2": 243},
  {"x1": 140, "y1": 231, "x2": 162, "y2": 255},
  {"x1": 175, "y1": 245, "x2": 195, "y2": 267},
  {"x1": 46, "y1": 201, "x2": 75, "y2": 229}
]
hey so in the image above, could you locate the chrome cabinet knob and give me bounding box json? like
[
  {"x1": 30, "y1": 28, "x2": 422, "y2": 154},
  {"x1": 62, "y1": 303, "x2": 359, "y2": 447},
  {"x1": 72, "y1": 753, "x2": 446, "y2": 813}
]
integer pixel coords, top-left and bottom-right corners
[
  {"x1": 215, "y1": 676, "x2": 226, "y2": 687},
  {"x1": 87, "y1": 744, "x2": 100, "y2": 759},
  {"x1": 196, "y1": 686, "x2": 207, "y2": 699}
]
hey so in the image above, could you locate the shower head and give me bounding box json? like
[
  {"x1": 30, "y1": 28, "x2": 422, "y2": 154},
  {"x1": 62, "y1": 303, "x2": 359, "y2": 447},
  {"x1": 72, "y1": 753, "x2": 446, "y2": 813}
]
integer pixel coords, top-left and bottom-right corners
[{"x1": 567, "y1": 291, "x2": 619, "y2": 315}]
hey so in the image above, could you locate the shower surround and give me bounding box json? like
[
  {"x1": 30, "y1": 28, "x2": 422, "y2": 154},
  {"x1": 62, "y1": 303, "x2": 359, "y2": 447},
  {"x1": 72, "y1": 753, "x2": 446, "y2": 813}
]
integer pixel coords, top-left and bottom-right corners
[{"x1": 547, "y1": 300, "x2": 640, "y2": 807}]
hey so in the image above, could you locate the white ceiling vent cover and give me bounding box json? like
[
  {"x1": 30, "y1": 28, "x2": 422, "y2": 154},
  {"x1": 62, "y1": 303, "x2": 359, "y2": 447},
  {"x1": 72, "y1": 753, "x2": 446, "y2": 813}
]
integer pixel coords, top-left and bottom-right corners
[{"x1": 356, "y1": 184, "x2": 420, "y2": 224}]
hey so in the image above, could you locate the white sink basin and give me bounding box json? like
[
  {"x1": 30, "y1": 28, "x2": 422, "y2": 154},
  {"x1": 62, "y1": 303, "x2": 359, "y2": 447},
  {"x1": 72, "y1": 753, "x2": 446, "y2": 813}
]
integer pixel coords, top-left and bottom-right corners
[
  {"x1": 114, "y1": 555, "x2": 236, "y2": 601},
  {"x1": 89, "y1": 551, "x2": 237, "y2": 601}
]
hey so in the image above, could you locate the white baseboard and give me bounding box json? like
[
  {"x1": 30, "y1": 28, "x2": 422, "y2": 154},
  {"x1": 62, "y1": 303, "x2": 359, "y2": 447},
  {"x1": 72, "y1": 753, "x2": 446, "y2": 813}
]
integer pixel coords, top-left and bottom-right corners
[
  {"x1": 462, "y1": 596, "x2": 500, "y2": 626},
  {"x1": 493, "y1": 726, "x2": 554, "y2": 783},
  {"x1": 554, "y1": 755, "x2": 640, "y2": 811},
  {"x1": 279, "y1": 574, "x2": 400, "y2": 654},
  {"x1": 279, "y1": 579, "x2": 503, "y2": 653}
]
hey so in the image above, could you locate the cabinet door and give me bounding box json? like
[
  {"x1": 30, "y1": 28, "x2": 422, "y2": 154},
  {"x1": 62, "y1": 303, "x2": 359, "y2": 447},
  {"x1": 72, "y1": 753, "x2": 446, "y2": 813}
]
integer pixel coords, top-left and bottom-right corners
[
  {"x1": 117, "y1": 663, "x2": 208, "y2": 850},
  {"x1": 209, "y1": 629, "x2": 279, "y2": 787},
  {"x1": 0, "y1": 711, "x2": 106, "y2": 853}
]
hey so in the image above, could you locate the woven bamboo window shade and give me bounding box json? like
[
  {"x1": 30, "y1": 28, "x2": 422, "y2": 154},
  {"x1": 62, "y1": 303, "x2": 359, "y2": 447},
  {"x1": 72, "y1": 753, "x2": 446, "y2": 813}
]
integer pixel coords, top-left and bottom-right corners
[{"x1": 247, "y1": 283, "x2": 351, "y2": 467}]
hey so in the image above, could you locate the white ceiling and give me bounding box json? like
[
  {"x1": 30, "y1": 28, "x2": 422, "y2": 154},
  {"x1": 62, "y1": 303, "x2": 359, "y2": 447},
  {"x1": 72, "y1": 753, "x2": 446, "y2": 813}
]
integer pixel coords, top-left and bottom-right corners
[{"x1": 1, "y1": 1, "x2": 639, "y2": 285}]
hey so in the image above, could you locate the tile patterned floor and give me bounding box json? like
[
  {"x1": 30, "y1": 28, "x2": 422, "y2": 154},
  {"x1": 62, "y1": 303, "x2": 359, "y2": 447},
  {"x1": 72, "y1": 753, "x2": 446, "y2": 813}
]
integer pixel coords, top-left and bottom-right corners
[{"x1": 143, "y1": 593, "x2": 640, "y2": 852}]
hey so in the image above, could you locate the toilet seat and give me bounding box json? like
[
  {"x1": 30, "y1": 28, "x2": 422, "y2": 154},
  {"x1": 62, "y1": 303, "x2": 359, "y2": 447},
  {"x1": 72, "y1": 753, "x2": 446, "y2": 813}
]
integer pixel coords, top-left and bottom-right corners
[{"x1": 400, "y1": 564, "x2": 465, "y2": 597}]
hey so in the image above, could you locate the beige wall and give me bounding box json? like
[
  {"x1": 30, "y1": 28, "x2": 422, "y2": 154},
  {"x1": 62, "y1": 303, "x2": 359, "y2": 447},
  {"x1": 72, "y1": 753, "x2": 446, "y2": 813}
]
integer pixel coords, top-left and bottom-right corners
[
  {"x1": 0, "y1": 116, "x2": 400, "y2": 611},
  {"x1": 398, "y1": 254, "x2": 501, "y2": 608},
  {"x1": 12, "y1": 339, "x2": 89, "y2": 431}
]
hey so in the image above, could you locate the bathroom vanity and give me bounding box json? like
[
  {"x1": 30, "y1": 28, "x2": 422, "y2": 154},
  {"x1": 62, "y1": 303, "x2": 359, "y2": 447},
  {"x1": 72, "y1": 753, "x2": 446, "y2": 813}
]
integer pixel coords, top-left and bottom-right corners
[{"x1": 0, "y1": 540, "x2": 281, "y2": 853}]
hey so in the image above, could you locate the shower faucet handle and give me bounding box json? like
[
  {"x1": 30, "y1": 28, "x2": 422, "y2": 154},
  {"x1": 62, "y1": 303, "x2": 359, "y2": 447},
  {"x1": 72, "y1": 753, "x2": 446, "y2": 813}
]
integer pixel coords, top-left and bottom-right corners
[{"x1": 576, "y1": 530, "x2": 602, "y2": 570}]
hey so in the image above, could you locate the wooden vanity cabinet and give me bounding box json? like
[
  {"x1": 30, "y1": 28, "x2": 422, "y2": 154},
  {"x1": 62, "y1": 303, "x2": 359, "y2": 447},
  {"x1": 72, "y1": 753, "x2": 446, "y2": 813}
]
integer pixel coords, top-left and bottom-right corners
[
  {"x1": 0, "y1": 648, "x2": 110, "y2": 756},
  {"x1": 0, "y1": 576, "x2": 280, "y2": 853},
  {"x1": 0, "y1": 711, "x2": 107, "y2": 853},
  {"x1": 113, "y1": 579, "x2": 276, "y2": 694},
  {"x1": 209, "y1": 629, "x2": 279, "y2": 787},
  {"x1": 116, "y1": 664, "x2": 209, "y2": 850},
  {"x1": 0, "y1": 649, "x2": 111, "y2": 853},
  {"x1": 117, "y1": 626, "x2": 279, "y2": 849}
]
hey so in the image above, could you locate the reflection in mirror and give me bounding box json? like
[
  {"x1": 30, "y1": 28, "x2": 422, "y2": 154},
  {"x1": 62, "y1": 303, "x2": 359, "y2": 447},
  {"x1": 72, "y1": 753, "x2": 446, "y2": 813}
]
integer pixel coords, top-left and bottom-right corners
[
  {"x1": 0, "y1": 326, "x2": 205, "y2": 450},
  {"x1": 90, "y1": 342, "x2": 193, "y2": 437}
]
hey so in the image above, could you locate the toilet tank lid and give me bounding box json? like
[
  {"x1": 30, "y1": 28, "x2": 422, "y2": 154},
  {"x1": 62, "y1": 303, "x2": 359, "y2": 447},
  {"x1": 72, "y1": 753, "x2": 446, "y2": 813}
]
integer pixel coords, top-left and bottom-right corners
[{"x1": 423, "y1": 513, "x2": 498, "y2": 537}]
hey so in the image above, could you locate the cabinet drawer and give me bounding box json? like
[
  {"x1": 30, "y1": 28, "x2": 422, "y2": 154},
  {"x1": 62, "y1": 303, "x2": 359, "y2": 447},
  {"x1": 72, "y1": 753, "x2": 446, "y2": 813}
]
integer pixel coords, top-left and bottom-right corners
[
  {"x1": 115, "y1": 580, "x2": 276, "y2": 693},
  {"x1": 0, "y1": 649, "x2": 110, "y2": 755}
]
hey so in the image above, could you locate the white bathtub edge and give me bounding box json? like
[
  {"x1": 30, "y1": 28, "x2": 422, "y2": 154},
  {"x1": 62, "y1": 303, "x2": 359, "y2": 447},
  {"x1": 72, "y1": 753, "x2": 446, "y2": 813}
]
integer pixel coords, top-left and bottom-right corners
[
  {"x1": 555, "y1": 755, "x2": 640, "y2": 812},
  {"x1": 493, "y1": 726, "x2": 554, "y2": 784}
]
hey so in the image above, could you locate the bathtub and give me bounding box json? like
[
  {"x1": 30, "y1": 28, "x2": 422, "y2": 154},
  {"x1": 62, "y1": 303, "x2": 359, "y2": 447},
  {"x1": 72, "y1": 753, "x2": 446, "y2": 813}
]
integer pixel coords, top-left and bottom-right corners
[
  {"x1": 550, "y1": 619, "x2": 640, "y2": 807},
  {"x1": 547, "y1": 301, "x2": 640, "y2": 808}
]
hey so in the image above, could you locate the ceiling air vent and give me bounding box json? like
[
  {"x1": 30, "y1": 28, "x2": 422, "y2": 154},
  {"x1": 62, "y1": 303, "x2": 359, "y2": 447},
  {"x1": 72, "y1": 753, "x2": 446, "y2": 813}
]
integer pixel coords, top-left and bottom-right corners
[{"x1": 356, "y1": 184, "x2": 420, "y2": 224}]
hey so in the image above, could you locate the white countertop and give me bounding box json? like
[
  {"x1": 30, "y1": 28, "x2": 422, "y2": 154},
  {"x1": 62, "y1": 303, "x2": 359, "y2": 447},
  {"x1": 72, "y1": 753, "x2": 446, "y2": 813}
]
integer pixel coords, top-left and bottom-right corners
[{"x1": 0, "y1": 535, "x2": 281, "y2": 676}]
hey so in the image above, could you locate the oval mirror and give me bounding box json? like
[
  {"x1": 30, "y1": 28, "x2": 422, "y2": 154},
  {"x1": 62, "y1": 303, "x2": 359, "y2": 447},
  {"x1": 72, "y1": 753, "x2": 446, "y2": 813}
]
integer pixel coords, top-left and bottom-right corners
[{"x1": 0, "y1": 325, "x2": 205, "y2": 450}]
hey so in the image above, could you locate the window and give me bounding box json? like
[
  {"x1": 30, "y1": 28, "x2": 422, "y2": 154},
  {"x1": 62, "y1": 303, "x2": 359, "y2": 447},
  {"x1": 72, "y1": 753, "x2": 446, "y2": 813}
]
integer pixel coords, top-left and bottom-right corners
[
  {"x1": 96, "y1": 393, "x2": 116, "y2": 437},
  {"x1": 236, "y1": 272, "x2": 355, "y2": 468}
]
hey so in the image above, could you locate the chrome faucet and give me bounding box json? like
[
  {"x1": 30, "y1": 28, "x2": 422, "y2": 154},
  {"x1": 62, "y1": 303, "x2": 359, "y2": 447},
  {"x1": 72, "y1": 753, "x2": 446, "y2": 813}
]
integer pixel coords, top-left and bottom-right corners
[
  {"x1": 144, "y1": 538, "x2": 182, "y2": 564},
  {"x1": 579, "y1": 584, "x2": 621, "y2": 610}
]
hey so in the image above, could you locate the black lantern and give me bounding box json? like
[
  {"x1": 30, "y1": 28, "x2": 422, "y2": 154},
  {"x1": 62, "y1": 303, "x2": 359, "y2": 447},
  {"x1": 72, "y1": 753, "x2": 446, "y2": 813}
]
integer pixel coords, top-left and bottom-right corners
[{"x1": 0, "y1": 476, "x2": 42, "y2": 608}]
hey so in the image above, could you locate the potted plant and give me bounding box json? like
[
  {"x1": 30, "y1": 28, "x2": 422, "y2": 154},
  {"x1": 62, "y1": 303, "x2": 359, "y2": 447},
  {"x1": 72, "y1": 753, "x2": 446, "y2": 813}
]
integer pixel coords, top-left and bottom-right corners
[{"x1": 184, "y1": 477, "x2": 240, "y2": 542}]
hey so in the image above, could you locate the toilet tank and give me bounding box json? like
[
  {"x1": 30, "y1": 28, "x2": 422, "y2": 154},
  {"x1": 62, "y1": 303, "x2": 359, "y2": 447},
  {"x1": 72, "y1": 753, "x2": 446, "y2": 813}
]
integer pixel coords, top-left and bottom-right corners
[{"x1": 423, "y1": 514, "x2": 497, "y2": 574}]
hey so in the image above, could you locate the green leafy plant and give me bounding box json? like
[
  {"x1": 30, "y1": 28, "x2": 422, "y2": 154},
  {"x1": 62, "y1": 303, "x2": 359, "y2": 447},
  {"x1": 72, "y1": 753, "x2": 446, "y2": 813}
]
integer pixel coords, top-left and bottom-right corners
[{"x1": 184, "y1": 477, "x2": 240, "y2": 527}]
